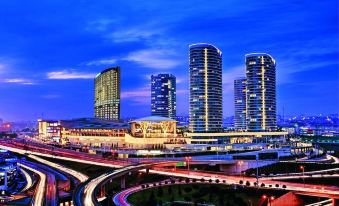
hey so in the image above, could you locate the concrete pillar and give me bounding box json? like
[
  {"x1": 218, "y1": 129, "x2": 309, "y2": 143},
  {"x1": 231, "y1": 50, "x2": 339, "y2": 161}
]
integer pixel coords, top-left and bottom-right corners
[
  {"x1": 99, "y1": 185, "x2": 105, "y2": 197},
  {"x1": 120, "y1": 177, "x2": 126, "y2": 189},
  {"x1": 146, "y1": 168, "x2": 150, "y2": 174}
]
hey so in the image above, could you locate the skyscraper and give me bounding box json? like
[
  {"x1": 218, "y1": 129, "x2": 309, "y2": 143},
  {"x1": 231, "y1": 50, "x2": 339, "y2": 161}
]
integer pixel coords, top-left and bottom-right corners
[
  {"x1": 151, "y1": 74, "x2": 176, "y2": 119},
  {"x1": 94, "y1": 67, "x2": 120, "y2": 120},
  {"x1": 234, "y1": 77, "x2": 247, "y2": 131},
  {"x1": 189, "y1": 43, "x2": 223, "y2": 132},
  {"x1": 245, "y1": 53, "x2": 276, "y2": 131}
]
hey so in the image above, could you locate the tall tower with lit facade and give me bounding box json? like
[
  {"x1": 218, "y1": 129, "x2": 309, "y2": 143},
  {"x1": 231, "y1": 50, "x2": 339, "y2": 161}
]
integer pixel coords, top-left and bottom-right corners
[
  {"x1": 189, "y1": 43, "x2": 223, "y2": 132},
  {"x1": 94, "y1": 67, "x2": 120, "y2": 120},
  {"x1": 234, "y1": 77, "x2": 247, "y2": 130},
  {"x1": 245, "y1": 53, "x2": 276, "y2": 131},
  {"x1": 151, "y1": 74, "x2": 176, "y2": 119}
]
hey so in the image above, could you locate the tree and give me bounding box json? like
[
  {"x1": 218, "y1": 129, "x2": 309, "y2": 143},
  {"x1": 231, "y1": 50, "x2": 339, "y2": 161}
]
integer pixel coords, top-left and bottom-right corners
[
  {"x1": 157, "y1": 186, "x2": 163, "y2": 197},
  {"x1": 147, "y1": 191, "x2": 157, "y2": 206},
  {"x1": 178, "y1": 185, "x2": 182, "y2": 196},
  {"x1": 168, "y1": 185, "x2": 172, "y2": 195}
]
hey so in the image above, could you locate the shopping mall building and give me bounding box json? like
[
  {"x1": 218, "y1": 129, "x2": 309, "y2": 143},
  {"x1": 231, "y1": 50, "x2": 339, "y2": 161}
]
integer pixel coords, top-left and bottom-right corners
[{"x1": 38, "y1": 116, "x2": 287, "y2": 150}]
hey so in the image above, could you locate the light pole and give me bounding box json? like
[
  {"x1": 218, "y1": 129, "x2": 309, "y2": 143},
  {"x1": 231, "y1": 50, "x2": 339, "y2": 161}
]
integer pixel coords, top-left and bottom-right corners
[
  {"x1": 185, "y1": 156, "x2": 192, "y2": 174},
  {"x1": 300, "y1": 165, "x2": 305, "y2": 188},
  {"x1": 238, "y1": 160, "x2": 244, "y2": 182}
]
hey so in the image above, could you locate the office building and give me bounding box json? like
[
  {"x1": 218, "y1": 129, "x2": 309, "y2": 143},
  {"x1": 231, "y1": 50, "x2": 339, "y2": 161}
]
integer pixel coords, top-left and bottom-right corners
[
  {"x1": 151, "y1": 74, "x2": 176, "y2": 119},
  {"x1": 189, "y1": 43, "x2": 223, "y2": 132},
  {"x1": 94, "y1": 67, "x2": 120, "y2": 120},
  {"x1": 245, "y1": 53, "x2": 276, "y2": 131},
  {"x1": 234, "y1": 77, "x2": 247, "y2": 130}
]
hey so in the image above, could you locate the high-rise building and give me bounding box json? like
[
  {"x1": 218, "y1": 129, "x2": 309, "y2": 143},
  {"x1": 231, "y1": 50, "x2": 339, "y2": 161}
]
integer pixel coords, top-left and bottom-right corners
[
  {"x1": 245, "y1": 53, "x2": 276, "y2": 131},
  {"x1": 189, "y1": 43, "x2": 223, "y2": 132},
  {"x1": 151, "y1": 74, "x2": 176, "y2": 119},
  {"x1": 94, "y1": 67, "x2": 120, "y2": 120},
  {"x1": 234, "y1": 77, "x2": 247, "y2": 131}
]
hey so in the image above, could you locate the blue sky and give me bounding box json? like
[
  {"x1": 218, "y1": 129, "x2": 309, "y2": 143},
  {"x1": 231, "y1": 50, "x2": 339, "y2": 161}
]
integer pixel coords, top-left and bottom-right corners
[{"x1": 0, "y1": 0, "x2": 338, "y2": 121}]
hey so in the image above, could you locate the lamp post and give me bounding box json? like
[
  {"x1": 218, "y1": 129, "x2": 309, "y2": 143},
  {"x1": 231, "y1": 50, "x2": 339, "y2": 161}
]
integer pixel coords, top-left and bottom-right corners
[
  {"x1": 238, "y1": 160, "x2": 244, "y2": 182},
  {"x1": 185, "y1": 156, "x2": 192, "y2": 174},
  {"x1": 300, "y1": 165, "x2": 305, "y2": 188}
]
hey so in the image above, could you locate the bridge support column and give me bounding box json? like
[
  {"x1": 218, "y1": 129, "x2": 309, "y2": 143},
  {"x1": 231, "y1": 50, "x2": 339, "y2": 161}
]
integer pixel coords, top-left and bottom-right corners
[
  {"x1": 146, "y1": 168, "x2": 150, "y2": 174},
  {"x1": 98, "y1": 185, "x2": 106, "y2": 198},
  {"x1": 121, "y1": 176, "x2": 126, "y2": 189}
]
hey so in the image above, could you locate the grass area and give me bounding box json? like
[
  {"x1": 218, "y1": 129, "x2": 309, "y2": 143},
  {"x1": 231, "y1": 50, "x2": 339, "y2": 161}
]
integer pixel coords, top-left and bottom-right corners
[
  {"x1": 245, "y1": 162, "x2": 339, "y2": 176},
  {"x1": 127, "y1": 184, "x2": 287, "y2": 206}
]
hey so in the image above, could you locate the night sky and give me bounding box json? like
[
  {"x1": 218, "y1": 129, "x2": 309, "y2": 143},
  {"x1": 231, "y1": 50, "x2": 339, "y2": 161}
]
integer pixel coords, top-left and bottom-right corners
[{"x1": 0, "y1": 0, "x2": 338, "y2": 121}]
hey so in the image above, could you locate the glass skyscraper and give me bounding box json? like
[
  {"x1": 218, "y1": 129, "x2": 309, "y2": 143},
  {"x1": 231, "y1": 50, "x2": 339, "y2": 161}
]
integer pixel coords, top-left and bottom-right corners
[
  {"x1": 189, "y1": 43, "x2": 223, "y2": 132},
  {"x1": 234, "y1": 77, "x2": 247, "y2": 131},
  {"x1": 245, "y1": 53, "x2": 276, "y2": 131},
  {"x1": 94, "y1": 67, "x2": 120, "y2": 120},
  {"x1": 151, "y1": 74, "x2": 176, "y2": 119}
]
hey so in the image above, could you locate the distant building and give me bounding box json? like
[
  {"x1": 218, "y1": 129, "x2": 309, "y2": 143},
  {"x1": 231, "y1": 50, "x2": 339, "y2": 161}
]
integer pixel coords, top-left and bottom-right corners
[
  {"x1": 38, "y1": 119, "x2": 61, "y2": 142},
  {"x1": 60, "y1": 118, "x2": 129, "y2": 147},
  {"x1": 94, "y1": 67, "x2": 120, "y2": 120},
  {"x1": 189, "y1": 43, "x2": 223, "y2": 132},
  {"x1": 234, "y1": 77, "x2": 247, "y2": 130},
  {"x1": 151, "y1": 74, "x2": 176, "y2": 119},
  {"x1": 245, "y1": 53, "x2": 276, "y2": 131}
]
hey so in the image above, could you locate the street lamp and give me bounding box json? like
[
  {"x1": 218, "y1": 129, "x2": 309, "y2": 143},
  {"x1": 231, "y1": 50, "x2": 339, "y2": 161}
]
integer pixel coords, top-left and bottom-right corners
[
  {"x1": 262, "y1": 195, "x2": 275, "y2": 206},
  {"x1": 185, "y1": 156, "x2": 192, "y2": 174},
  {"x1": 300, "y1": 165, "x2": 305, "y2": 188},
  {"x1": 238, "y1": 160, "x2": 244, "y2": 181}
]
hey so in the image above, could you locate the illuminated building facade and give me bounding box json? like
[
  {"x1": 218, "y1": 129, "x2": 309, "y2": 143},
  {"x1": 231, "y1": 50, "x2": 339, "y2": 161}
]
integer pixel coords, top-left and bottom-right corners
[
  {"x1": 245, "y1": 53, "x2": 276, "y2": 131},
  {"x1": 60, "y1": 118, "x2": 129, "y2": 147},
  {"x1": 38, "y1": 119, "x2": 61, "y2": 142},
  {"x1": 94, "y1": 67, "x2": 120, "y2": 120},
  {"x1": 151, "y1": 74, "x2": 176, "y2": 119},
  {"x1": 189, "y1": 43, "x2": 223, "y2": 132},
  {"x1": 234, "y1": 77, "x2": 247, "y2": 130}
]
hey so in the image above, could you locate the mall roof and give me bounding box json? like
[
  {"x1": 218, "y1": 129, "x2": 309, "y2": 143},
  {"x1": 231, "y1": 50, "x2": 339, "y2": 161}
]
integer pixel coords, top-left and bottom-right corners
[
  {"x1": 60, "y1": 118, "x2": 130, "y2": 129},
  {"x1": 131, "y1": 116, "x2": 176, "y2": 122}
]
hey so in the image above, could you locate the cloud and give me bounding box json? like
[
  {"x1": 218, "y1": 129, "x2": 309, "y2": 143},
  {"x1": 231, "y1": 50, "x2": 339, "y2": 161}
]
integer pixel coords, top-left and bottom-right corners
[
  {"x1": 41, "y1": 94, "x2": 61, "y2": 99},
  {"x1": 86, "y1": 18, "x2": 120, "y2": 31},
  {"x1": 123, "y1": 49, "x2": 182, "y2": 69},
  {"x1": 222, "y1": 65, "x2": 245, "y2": 93},
  {"x1": 108, "y1": 28, "x2": 160, "y2": 43},
  {"x1": 121, "y1": 87, "x2": 150, "y2": 105},
  {"x1": 47, "y1": 70, "x2": 96, "y2": 79},
  {"x1": 3, "y1": 78, "x2": 35, "y2": 85},
  {"x1": 85, "y1": 58, "x2": 117, "y2": 66}
]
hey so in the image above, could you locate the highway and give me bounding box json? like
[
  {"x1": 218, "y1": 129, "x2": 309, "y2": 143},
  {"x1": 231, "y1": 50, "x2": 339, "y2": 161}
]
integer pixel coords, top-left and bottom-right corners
[
  {"x1": 20, "y1": 167, "x2": 33, "y2": 192},
  {"x1": 1, "y1": 139, "x2": 338, "y2": 206},
  {"x1": 18, "y1": 162, "x2": 46, "y2": 206},
  {"x1": 28, "y1": 154, "x2": 88, "y2": 183},
  {"x1": 21, "y1": 160, "x2": 58, "y2": 206},
  {"x1": 74, "y1": 163, "x2": 155, "y2": 206},
  {"x1": 0, "y1": 140, "x2": 127, "y2": 168}
]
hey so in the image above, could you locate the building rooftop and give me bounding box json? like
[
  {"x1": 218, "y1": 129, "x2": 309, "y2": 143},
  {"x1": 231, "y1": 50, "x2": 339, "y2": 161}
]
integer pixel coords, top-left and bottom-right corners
[
  {"x1": 131, "y1": 116, "x2": 176, "y2": 122},
  {"x1": 60, "y1": 118, "x2": 129, "y2": 129}
]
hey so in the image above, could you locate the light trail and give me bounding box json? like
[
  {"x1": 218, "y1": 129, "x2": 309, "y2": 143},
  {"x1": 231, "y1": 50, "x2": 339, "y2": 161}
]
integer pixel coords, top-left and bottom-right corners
[
  {"x1": 0, "y1": 144, "x2": 123, "y2": 168},
  {"x1": 18, "y1": 163, "x2": 46, "y2": 206},
  {"x1": 20, "y1": 168, "x2": 33, "y2": 192},
  {"x1": 28, "y1": 154, "x2": 88, "y2": 183}
]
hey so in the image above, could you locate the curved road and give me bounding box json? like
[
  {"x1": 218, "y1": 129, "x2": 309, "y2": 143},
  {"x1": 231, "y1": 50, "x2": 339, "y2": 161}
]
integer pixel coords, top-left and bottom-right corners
[{"x1": 18, "y1": 162, "x2": 46, "y2": 206}]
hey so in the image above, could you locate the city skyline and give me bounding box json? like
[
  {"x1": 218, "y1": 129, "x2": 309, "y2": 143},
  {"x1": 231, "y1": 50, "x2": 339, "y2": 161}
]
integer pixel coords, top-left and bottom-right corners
[{"x1": 0, "y1": 0, "x2": 338, "y2": 121}]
